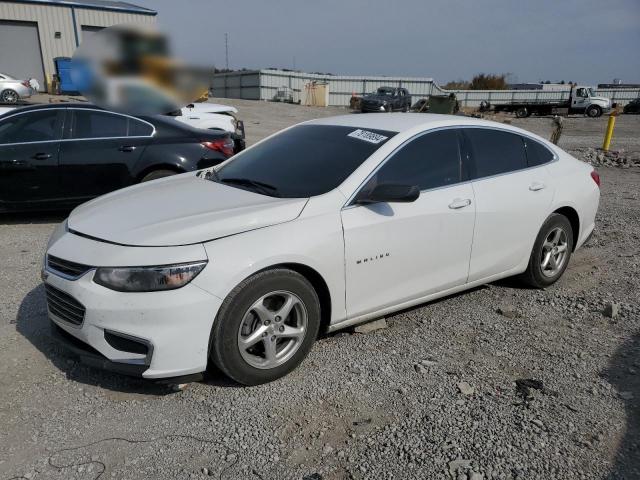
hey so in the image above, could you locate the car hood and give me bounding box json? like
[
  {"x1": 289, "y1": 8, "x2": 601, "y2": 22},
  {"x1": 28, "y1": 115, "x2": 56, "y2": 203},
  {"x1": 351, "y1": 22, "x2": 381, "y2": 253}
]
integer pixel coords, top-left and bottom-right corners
[
  {"x1": 67, "y1": 174, "x2": 308, "y2": 247},
  {"x1": 591, "y1": 96, "x2": 610, "y2": 106},
  {"x1": 182, "y1": 103, "x2": 238, "y2": 115}
]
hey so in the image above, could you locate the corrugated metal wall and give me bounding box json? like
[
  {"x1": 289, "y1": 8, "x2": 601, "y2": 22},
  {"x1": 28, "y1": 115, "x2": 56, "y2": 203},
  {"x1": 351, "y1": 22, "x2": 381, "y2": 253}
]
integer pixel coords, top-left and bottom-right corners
[
  {"x1": 212, "y1": 69, "x2": 639, "y2": 107},
  {"x1": 0, "y1": 1, "x2": 155, "y2": 90}
]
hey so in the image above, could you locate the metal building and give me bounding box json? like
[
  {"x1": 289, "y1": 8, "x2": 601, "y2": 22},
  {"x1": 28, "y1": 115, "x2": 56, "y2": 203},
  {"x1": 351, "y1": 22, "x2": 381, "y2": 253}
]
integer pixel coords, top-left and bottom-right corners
[{"x1": 0, "y1": 0, "x2": 156, "y2": 92}]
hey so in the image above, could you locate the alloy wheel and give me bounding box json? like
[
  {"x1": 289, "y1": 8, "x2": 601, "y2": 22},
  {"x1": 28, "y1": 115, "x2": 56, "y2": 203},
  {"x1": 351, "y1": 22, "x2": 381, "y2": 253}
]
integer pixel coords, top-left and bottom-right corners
[
  {"x1": 540, "y1": 227, "x2": 569, "y2": 277},
  {"x1": 237, "y1": 290, "x2": 308, "y2": 369},
  {"x1": 1, "y1": 90, "x2": 18, "y2": 104}
]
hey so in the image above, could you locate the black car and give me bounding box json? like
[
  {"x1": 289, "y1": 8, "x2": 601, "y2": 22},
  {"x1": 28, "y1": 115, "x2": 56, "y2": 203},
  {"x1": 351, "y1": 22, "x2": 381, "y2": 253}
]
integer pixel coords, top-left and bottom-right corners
[
  {"x1": 361, "y1": 87, "x2": 412, "y2": 113},
  {"x1": 0, "y1": 103, "x2": 234, "y2": 212},
  {"x1": 623, "y1": 98, "x2": 640, "y2": 114}
]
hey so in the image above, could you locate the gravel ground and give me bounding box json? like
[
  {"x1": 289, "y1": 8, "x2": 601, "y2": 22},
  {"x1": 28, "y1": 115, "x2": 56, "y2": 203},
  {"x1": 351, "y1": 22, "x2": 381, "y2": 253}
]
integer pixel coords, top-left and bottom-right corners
[{"x1": 1, "y1": 102, "x2": 639, "y2": 480}]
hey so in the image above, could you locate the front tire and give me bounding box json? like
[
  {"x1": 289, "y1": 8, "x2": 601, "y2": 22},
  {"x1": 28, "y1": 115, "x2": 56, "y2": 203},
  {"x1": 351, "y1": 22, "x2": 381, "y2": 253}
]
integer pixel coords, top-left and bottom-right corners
[
  {"x1": 210, "y1": 269, "x2": 321, "y2": 385},
  {"x1": 1, "y1": 89, "x2": 19, "y2": 104},
  {"x1": 586, "y1": 105, "x2": 602, "y2": 118},
  {"x1": 515, "y1": 107, "x2": 529, "y2": 118},
  {"x1": 521, "y1": 213, "x2": 574, "y2": 288}
]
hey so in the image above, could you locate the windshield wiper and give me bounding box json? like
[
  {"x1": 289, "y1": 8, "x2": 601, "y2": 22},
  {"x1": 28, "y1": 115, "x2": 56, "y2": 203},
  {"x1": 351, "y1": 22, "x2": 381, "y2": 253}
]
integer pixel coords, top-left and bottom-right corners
[{"x1": 219, "y1": 177, "x2": 280, "y2": 197}]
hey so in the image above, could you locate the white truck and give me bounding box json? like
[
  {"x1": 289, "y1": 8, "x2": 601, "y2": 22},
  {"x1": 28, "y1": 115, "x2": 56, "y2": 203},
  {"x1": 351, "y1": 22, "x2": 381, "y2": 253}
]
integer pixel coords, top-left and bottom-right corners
[{"x1": 489, "y1": 85, "x2": 611, "y2": 118}]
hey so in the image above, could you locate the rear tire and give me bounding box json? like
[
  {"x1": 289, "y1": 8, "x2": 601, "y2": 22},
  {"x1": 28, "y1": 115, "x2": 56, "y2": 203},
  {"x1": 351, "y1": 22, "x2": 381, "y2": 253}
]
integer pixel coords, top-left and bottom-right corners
[
  {"x1": 515, "y1": 107, "x2": 529, "y2": 118},
  {"x1": 210, "y1": 269, "x2": 321, "y2": 386},
  {"x1": 140, "y1": 169, "x2": 177, "y2": 182},
  {"x1": 520, "y1": 213, "x2": 574, "y2": 288}
]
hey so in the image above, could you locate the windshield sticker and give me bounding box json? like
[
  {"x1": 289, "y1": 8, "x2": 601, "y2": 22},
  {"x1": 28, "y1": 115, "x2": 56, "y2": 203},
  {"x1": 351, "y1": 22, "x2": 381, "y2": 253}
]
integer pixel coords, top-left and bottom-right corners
[{"x1": 348, "y1": 129, "x2": 388, "y2": 144}]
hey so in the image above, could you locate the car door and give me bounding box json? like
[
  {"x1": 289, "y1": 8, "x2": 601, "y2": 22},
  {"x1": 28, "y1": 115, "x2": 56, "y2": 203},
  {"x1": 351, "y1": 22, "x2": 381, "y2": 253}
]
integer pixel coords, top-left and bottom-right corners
[
  {"x1": 58, "y1": 109, "x2": 151, "y2": 200},
  {"x1": 341, "y1": 128, "x2": 476, "y2": 319},
  {"x1": 462, "y1": 128, "x2": 555, "y2": 282},
  {"x1": 0, "y1": 108, "x2": 64, "y2": 206},
  {"x1": 571, "y1": 87, "x2": 589, "y2": 112}
]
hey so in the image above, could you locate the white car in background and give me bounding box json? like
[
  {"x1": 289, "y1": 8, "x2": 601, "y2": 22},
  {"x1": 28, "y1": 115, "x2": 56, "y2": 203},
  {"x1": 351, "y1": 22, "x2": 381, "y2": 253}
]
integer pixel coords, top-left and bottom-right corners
[
  {"x1": 43, "y1": 114, "x2": 600, "y2": 386},
  {"x1": 166, "y1": 102, "x2": 246, "y2": 152},
  {"x1": 0, "y1": 72, "x2": 33, "y2": 104}
]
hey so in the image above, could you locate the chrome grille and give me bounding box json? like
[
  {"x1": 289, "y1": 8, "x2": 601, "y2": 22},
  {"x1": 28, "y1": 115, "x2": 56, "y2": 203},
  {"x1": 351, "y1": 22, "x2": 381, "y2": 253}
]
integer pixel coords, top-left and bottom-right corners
[
  {"x1": 45, "y1": 284, "x2": 86, "y2": 326},
  {"x1": 47, "y1": 255, "x2": 92, "y2": 279}
]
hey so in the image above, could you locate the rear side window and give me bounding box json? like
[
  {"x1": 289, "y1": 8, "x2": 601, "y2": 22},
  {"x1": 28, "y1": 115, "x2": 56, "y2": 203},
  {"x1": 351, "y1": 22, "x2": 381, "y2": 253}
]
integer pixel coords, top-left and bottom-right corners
[
  {"x1": 371, "y1": 129, "x2": 462, "y2": 190},
  {"x1": 0, "y1": 110, "x2": 62, "y2": 144},
  {"x1": 524, "y1": 139, "x2": 554, "y2": 167},
  {"x1": 465, "y1": 129, "x2": 527, "y2": 178},
  {"x1": 128, "y1": 118, "x2": 153, "y2": 136},
  {"x1": 70, "y1": 110, "x2": 128, "y2": 139}
]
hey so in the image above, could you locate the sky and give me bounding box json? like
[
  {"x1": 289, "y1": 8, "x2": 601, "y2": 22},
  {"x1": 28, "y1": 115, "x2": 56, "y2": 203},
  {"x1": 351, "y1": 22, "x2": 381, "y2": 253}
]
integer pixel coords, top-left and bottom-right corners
[{"x1": 134, "y1": 0, "x2": 640, "y2": 86}]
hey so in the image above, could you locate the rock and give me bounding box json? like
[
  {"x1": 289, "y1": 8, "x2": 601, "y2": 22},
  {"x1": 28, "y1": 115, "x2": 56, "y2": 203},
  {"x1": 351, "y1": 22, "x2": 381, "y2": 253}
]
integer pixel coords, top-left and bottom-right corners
[
  {"x1": 420, "y1": 358, "x2": 438, "y2": 367},
  {"x1": 201, "y1": 468, "x2": 209, "y2": 475},
  {"x1": 449, "y1": 458, "x2": 472, "y2": 477},
  {"x1": 496, "y1": 306, "x2": 520, "y2": 319},
  {"x1": 458, "y1": 381, "x2": 475, "y2": 396},
  {"x1": 603, "y1": 302, "x2": 619, "y2": 319},
  {"x1": 414, "y1": 364, "x2": 427, "y2": 374},
  {"x1": 322, "y1": 444, "x2": 334, "y2": 455},
  {"x1": 531, "y1": 419, "x2": 545, "y2": 429},
  {"x1": 353, "y1": 318, "x2": 387, "y2": 334}
]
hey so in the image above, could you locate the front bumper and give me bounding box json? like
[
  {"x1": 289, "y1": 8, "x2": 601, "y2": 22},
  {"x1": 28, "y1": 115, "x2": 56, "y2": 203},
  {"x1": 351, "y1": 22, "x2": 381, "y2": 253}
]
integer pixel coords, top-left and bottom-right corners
[
  {"x1": 44, "y1": 232, "x2": 222, "y2": 379},
  {"x1": 361, "y1": 103, "x2": 388, "y2": 112}
]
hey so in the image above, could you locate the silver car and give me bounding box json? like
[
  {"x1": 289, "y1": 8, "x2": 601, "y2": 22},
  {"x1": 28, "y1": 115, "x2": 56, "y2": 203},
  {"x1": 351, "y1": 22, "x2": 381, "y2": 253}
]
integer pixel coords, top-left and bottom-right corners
[{"x1": 0, "y1": 72, "x2": 32, "y2": 104}]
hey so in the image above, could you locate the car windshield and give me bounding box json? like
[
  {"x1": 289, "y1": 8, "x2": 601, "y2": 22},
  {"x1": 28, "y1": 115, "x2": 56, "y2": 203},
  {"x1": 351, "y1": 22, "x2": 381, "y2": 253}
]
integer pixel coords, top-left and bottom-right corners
[
  {"x1": 376, "y1": 88, "x2": 395, "y2": 96},
  {"x1": 588, "y1": 88, "x2": 596, "y2": 97},
  {"x1": 215, "y1": 124, "x2": 396, "y2": 198}
]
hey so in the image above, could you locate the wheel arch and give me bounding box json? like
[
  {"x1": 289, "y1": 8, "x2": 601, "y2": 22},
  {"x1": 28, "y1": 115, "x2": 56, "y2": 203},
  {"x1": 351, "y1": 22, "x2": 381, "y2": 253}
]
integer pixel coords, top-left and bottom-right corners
[
  {"x1": 256, "y1": 262, "x2": 332, "y2": 335},
  {"x1": 135, "y1": 163, "x2": 185, "y2": 183},
  {"x1": 553, "y1": 206, "x2": 580, "y2": 251}
]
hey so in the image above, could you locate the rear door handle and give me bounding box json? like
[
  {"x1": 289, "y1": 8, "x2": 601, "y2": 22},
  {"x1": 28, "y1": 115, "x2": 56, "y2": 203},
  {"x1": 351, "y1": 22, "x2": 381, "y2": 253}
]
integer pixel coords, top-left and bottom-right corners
[
  {"x1": 118, "y1": 145, "x2": 136, "y2": 152},
  {"x1": 448, "y1": 198, "x2": 472, "y2": 209},
  {"x1": 32, "y1": 152, "x2": 52, "y2": 160},
  {"x1": 529, "y1": 182, "x2": 546, "y2": 191}
]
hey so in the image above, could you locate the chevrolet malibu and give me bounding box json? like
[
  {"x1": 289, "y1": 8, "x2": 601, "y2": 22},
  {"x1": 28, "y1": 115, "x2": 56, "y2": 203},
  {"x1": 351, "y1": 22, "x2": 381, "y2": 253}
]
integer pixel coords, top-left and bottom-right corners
[{"x1": 43, "y1": 114, "x2": 600, "y2": 385}]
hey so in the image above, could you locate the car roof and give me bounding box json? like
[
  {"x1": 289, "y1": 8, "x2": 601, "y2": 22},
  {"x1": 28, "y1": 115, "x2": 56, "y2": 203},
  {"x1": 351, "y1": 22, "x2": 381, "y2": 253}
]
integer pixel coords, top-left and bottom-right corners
[{"x1": 306, "y1": 113, "x2": 519, "y2": 133}]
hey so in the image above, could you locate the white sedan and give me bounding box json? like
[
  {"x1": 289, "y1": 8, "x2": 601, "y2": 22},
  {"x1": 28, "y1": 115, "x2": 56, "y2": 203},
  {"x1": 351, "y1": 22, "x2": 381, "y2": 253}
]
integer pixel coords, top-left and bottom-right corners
[{"x1": 43, "y1": 114, "x2": 600, "y2": 385}]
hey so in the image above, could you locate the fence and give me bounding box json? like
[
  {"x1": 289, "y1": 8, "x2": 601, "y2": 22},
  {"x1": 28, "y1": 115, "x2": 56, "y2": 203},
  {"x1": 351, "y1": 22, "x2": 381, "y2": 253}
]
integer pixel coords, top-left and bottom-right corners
[{"x1": 211, "y1": 69, "x2": 640, "y2": 107}]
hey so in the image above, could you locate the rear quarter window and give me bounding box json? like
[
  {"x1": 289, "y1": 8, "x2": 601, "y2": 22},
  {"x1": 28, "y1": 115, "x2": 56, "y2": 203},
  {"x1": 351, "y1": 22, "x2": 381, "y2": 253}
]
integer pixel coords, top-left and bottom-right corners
[{"x1": 524, "y1": 138, "x2": 554, "y2": 167}]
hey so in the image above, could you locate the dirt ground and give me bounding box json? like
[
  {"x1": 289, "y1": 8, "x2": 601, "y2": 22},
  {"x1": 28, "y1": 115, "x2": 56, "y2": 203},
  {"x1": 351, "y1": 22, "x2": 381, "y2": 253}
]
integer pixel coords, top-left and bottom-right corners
[{"x1": 1, "y1": 101, "x2": 639, "y2": 480}]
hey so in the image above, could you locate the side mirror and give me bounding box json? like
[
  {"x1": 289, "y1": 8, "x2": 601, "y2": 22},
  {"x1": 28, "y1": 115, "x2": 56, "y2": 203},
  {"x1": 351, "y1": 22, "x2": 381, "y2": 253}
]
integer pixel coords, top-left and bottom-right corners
[{"x1": 355, "y1": 183, "x2": 420, "y2": 204}]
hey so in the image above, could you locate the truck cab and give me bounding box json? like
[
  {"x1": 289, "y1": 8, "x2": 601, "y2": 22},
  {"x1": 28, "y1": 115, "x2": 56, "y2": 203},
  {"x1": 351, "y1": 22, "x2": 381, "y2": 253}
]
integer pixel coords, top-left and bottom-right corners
[{"x1": 570, "y1": 86, "x2": 611, "y2": 117}]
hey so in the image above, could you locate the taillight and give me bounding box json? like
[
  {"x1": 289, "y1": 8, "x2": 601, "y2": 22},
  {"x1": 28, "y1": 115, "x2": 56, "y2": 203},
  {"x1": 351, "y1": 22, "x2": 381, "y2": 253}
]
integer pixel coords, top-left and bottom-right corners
[
  {"x1": 201, "y1": 138, "x2": 234, "y2": 157},
  {"x1": 590, "y1": 170, "x2": 601, "y2": 188},
  {"x1": 22, "y1": 80, "x2": 30, "y2": 88}
]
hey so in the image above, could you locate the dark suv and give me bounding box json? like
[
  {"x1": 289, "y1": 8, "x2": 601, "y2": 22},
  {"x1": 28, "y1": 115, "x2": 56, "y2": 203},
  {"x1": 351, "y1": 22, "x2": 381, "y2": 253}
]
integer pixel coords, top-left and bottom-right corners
[
  {"x1": 623, "y1": 98, "x2": 640, "y2": 114},
  {"x1": 0, "y1": 103, "x2": 234, "y2": 212},
  {"x1": 361, "y1": 87, "x2": 412, "y2": 113}
]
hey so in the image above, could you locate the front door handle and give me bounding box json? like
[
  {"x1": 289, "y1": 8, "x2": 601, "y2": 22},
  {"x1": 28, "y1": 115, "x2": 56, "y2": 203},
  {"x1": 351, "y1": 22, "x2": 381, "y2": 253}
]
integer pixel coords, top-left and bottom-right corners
[
  {"x1": 118, "y1": 145, "x2": 136, "y2": 152},
  {"x1": 448, "y1": 198, "x2": 472, "y2": 209},
  {"x1": 32, "y1": 152, "x2": 52, "y2": 160},
  {"x1": 529, "y1": 182, "x2": 546, "y2": 191}
]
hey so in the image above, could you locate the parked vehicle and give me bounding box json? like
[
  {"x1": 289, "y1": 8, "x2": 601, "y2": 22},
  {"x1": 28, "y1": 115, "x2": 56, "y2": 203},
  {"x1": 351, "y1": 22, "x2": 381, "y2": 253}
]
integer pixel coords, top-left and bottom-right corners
[
  {"x1": 166, "y1": 102, "x2": 246, "y2": 152},
  {"x1": 361, "y1": 87, "x2": 411, "y2": 112},
  {"x1": 623, "y1": 98, "x2": 640, "y2": 114},
  {"x1": 44, "y1": 113, "x2": 599, "y2": 385},
  {"x1": 0, "y1": 72, "x2": 32, "y2": 104},
  {"x1": 490, "y1": 85, "x2": 611, "y2": 118},
  {"x1": 0, "y1": 103, "x2": 233, "y2": 212}
]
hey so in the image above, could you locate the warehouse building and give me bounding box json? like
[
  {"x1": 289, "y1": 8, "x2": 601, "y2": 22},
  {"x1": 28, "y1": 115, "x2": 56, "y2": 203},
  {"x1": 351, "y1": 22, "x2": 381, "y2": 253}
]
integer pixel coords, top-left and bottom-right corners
[{"x1": 0, "y1": 0, "x2": 156, "y2": 92}]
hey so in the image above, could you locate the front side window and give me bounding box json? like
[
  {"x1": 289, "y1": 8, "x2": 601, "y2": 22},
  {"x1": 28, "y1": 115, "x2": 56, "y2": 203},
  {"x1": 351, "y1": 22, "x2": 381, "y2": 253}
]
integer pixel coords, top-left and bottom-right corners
[
  {"x1": 465, "y1": 128, "x2": 527, "y2": 179},
  {"x1": 0, "y1": 110, "x2": 62, "y2": 144},
  {"x1": 367, "y1": 129, "x2": 462, "y2": 191},
  {"x1": 216, "y1": 125, "x2": 396, "y2": 198}
]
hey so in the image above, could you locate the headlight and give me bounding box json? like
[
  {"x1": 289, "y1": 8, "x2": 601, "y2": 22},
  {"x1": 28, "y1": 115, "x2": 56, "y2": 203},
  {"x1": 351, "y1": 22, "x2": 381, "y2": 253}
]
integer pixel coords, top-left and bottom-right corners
[{"x1": 94, "y1": 261, "x2": 207, "y2": 292}]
